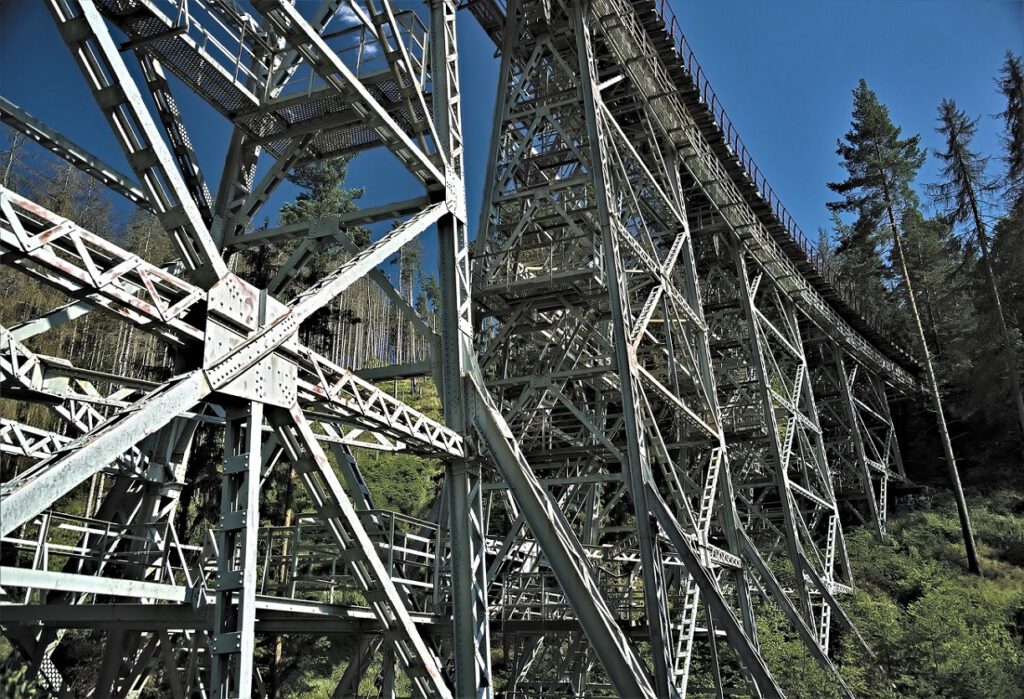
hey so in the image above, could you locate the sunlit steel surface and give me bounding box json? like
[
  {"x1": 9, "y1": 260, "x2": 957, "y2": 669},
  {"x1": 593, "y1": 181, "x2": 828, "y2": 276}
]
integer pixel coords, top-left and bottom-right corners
[{"x1": 0, "y1": 0, "x2": 914, "y2": 696}]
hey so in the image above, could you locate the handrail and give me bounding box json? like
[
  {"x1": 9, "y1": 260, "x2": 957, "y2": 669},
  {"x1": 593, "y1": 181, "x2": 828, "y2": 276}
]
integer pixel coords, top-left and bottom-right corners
[
  {"x1": 468, "y1": 0, "x2": 908, "y2": 357},
  {"x1": 651, "y1": 0, "x2": 898, "y2": 347}
]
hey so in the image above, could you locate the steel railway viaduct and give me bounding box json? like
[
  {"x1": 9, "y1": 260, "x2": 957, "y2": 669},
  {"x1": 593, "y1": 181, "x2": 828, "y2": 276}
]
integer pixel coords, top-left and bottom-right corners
[{"x1": 0, "y1": 0, "x2": 921, "y2": 696}]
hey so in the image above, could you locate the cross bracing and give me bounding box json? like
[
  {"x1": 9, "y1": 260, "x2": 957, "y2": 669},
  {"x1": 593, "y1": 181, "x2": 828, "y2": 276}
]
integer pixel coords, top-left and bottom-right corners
[{"x1": 0, "y1": 0, "x2": 917, "y2": 697}]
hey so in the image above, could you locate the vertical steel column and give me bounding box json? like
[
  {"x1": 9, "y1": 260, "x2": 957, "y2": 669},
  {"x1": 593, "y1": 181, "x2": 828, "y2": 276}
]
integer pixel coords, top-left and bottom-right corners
[
  {"x1": 788, "y1": 307, "x2": 850, "y2": 648},
  {"x1": 469, "y1": 379, "x2": 659, "y2": 699},
  {"x1": 668, "y1": 145, "x2": 764, "y2": 677},
  {"x1": 573, "y1": 4, "x2": 675, "y2": 695},
  {"x1": 211, "y1": 401, "x2": 264, "y2": 699},
  {"x1": 332, "y1": 637, "x2": 381, "y2": 699},
  {"x1": 835, "y1": 348, "x2": 884, "y2": 540},
  {"x1": 730, "y1": 242, "x2": 815, "y2": 623},
  {"x1": 429, "y1": 0, "x2": 493, "y2": 696},
  {"x1": 381, "y1": 645, "x2": 398, "y2": 699},
  {"x1": 874, "y1": 373, "x2": 906, "y2": 480}
]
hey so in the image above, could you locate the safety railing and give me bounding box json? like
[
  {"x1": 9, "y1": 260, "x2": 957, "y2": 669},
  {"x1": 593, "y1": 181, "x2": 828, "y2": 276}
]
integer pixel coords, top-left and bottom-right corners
[
  {"x1": 270, "y1": 5, "x2": 431, "y2": 101},
  {"x1": 138, "y1": 1, "x2": 429, "y2": 104},
  {"x1": 498, "y1": 559, "x2": 692, "y2": 623},
  {"x1": 649, "y1": 0, "x2": 896, "y2": 344},
  {"x1": 0, "y1": 511, "x2": 200, "y2": 600},
  {"x1": 256, "y1": 510, "x2": 439, "y2": 608},
  {"x1": 153, "y1": 0, "x2": 274, "y2": 89}
]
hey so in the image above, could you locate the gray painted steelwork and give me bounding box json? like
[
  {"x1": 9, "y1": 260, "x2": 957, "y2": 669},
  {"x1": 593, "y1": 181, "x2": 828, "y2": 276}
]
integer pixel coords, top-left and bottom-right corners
[{"x1": 0, "y1": 0, "x2": 915, "y2": 696}]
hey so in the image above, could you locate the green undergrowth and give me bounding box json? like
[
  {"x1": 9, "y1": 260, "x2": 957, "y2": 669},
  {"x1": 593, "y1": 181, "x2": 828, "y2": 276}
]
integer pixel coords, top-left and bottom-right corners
[{"x1": 758, "y1": 488, "x2": 1024, "y2": 698}]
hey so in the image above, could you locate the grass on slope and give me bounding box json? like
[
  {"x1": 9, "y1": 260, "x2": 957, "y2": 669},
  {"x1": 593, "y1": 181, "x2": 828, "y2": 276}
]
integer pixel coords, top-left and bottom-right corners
[{"x1": 758, "y1": 489, "x2": 1024, "y2": 699}]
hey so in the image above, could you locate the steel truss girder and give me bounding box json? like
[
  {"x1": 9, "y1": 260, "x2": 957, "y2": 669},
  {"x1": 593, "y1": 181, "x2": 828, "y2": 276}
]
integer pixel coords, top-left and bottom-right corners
[
  {"x1": 45, "y1": 0, "x2": 229, "y2": 288},
  {"x1": 3, "y1": 2, "x2": 476, "y2": 695},
  {"x1": 805, "y1": 334, "x2": 906, "y2": 540},
  {"x1": 472, "y1": 1, "x2": 782, "y2": 696},
  {"x1": 696, "y1": 229, "x2": 854, "y2": 660},
  {"x1": 0, "y1": 195, "x2": 455, "y2": 535},
  {"x1": 0, "y1": 419, "x2": 72, "y2": 459},
  {"x1": 0, "y1": 0, "x2": 918, "y2": 695}
]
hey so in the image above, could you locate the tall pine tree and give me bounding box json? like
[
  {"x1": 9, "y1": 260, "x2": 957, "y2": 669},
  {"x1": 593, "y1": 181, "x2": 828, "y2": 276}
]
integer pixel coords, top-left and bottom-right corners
[
  {"x1": 997, "y1": 52, "x2": 1024, "y2": 210},
  {"x1": 827, "y1": 79, "x2": 923, "y2": 329},
  {"x1": 279, "y1": 156, "x2": 365, "y2": 236},
  {"x1": 994, "y1": 53, "x2": 1024, "y2": 338},
  {"x1": 829, "y1": 80, "x2": 981, "y2": 574},
  {"x1": 930, "y1": 98, "x2": 1024, "y2": 451},
  {"x1": 894, "y1": 209, "x2": 968, "y2": 367}
]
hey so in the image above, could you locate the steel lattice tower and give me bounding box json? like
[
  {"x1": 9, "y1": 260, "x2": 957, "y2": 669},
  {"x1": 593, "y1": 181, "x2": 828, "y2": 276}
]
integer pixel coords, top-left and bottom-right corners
[{"x1": 0, "y1": 0, "x2": 917, "y2": 697}]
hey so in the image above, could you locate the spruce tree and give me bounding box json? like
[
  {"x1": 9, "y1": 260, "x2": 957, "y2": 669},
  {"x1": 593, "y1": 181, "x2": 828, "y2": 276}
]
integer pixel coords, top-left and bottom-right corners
[
  {"x1": 994, "y1": 53, "x2": 1024, "y2": 320},
  {"x1": 829, "y1": 80, "x2": 981, "y2": 574},
  {"x1": 997, "y1": 52, "x2": 1024, "y2": 209},
  {"x1": 895, "y1": 209, "x2": 968, "y2": 366},
  {"x1": 827, "y1": 80, "x2": 924, "y2": 329},
  {"x1": 931, "y1": 98, "x2": 1024, "y2": 451},
  {"x1": 279, "y1": 156, "x2": 365, "y2": 240}
]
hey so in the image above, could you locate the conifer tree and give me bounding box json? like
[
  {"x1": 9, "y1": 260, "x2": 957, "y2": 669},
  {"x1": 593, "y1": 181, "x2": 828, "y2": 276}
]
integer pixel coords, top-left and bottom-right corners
[
  {"x1": 827, "y1": 80, "x2": 923, "y2": 329},
  {"x1": 994, "y1": 53, "x2": 1024, "y2": 328},
  {"x1": 895, "y1": 209, "x2": 968, "y2": 365},
  {"x1": 997, "y1": 52, "x2": 1024, "y2": 209},
  {"x1": 931, "y1": 98, "x2": 1024, "y2": 451},
  {"x1": 279, "y1": 156, "x2": 366, "y2": 241},
  {"x1": 829, "y1": 80, "x2": 981, "y2": 574}
]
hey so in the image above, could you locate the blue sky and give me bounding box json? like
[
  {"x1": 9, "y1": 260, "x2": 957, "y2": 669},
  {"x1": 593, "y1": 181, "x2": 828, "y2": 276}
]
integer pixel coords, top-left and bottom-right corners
[
  {"x1": 1, "y1": 0, "x2": 1021, "y2": 276},
  {"x1": 669, "y1": 0, "x2": 1023, "y2": 235}
]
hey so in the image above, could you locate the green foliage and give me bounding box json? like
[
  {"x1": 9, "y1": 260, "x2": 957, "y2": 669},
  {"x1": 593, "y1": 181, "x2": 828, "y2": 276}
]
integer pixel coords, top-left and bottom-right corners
[
  {"x1": 829, "y1": 79, "x2": 927, "y2": 216},
  {"x1": 825, "y1": 59, "x2": 1024, "y2": 469},
  {"x1": 751, "y1": 493, "x2": 1024, "y2": 699},
  {"x1": 755, "y1": 605, "x2": 843, "y2": 698},
  {"x1": 969, "y1": 491, "x2": 1024, "y2": 566},
  {"x1": 930, "y1": 99, "x2": 992, "y2": 234},
  {"x1": 279, "y1": 157, "x2": 366, "y2": 242},
  {"x1": 890, "y1": 210, "x2": 971, "y2": 374},
  {"x1": 355, "y1": 381, "x2": 443, "y2": 517},
  {"x1": 827, "y1": 79, "x2": 927, "y2": 329},
  {"x1": 358, "y1": 450, "x2": 442, "y2": 517},
  {"x1": 0, "y1": 638, "x2": 45, "y2": 699},
  {"x1": 841, "y1": 494, "x2": 1024, "y2": 699},
  {"x1": 997, "y1": 52, "x2": 1024, "y2": 207}
]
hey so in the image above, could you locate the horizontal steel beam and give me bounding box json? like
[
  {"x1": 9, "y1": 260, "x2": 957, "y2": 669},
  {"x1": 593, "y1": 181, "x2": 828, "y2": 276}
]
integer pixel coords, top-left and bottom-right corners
[
  {"x1": 0, "y1": 567, "x2": 187, "y2": 602},
  {"x1": 0, "y1": 97, "x2": 152, "y2": 211},
  {"x1": 225, "y1": 196, "x2": 430, "y2": 249},
  {"x1": 0, "y1": 599, "x2": 445, "y2": 634}
]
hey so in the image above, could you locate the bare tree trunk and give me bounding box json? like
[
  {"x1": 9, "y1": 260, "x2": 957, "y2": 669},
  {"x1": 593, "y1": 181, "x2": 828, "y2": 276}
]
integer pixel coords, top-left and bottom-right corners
[
  {"x1": 911, "y1": 238, "x2": 945, "y2": 359},
  {"x1": 1, "y1": 131, "x2": 27, "y2": 188},
  {"x1": 886, "y1": 197, "x2": 982, "y2": 575},
  {"x1": 85, "y1": 473, "x2": 99, "y2": 518}
]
